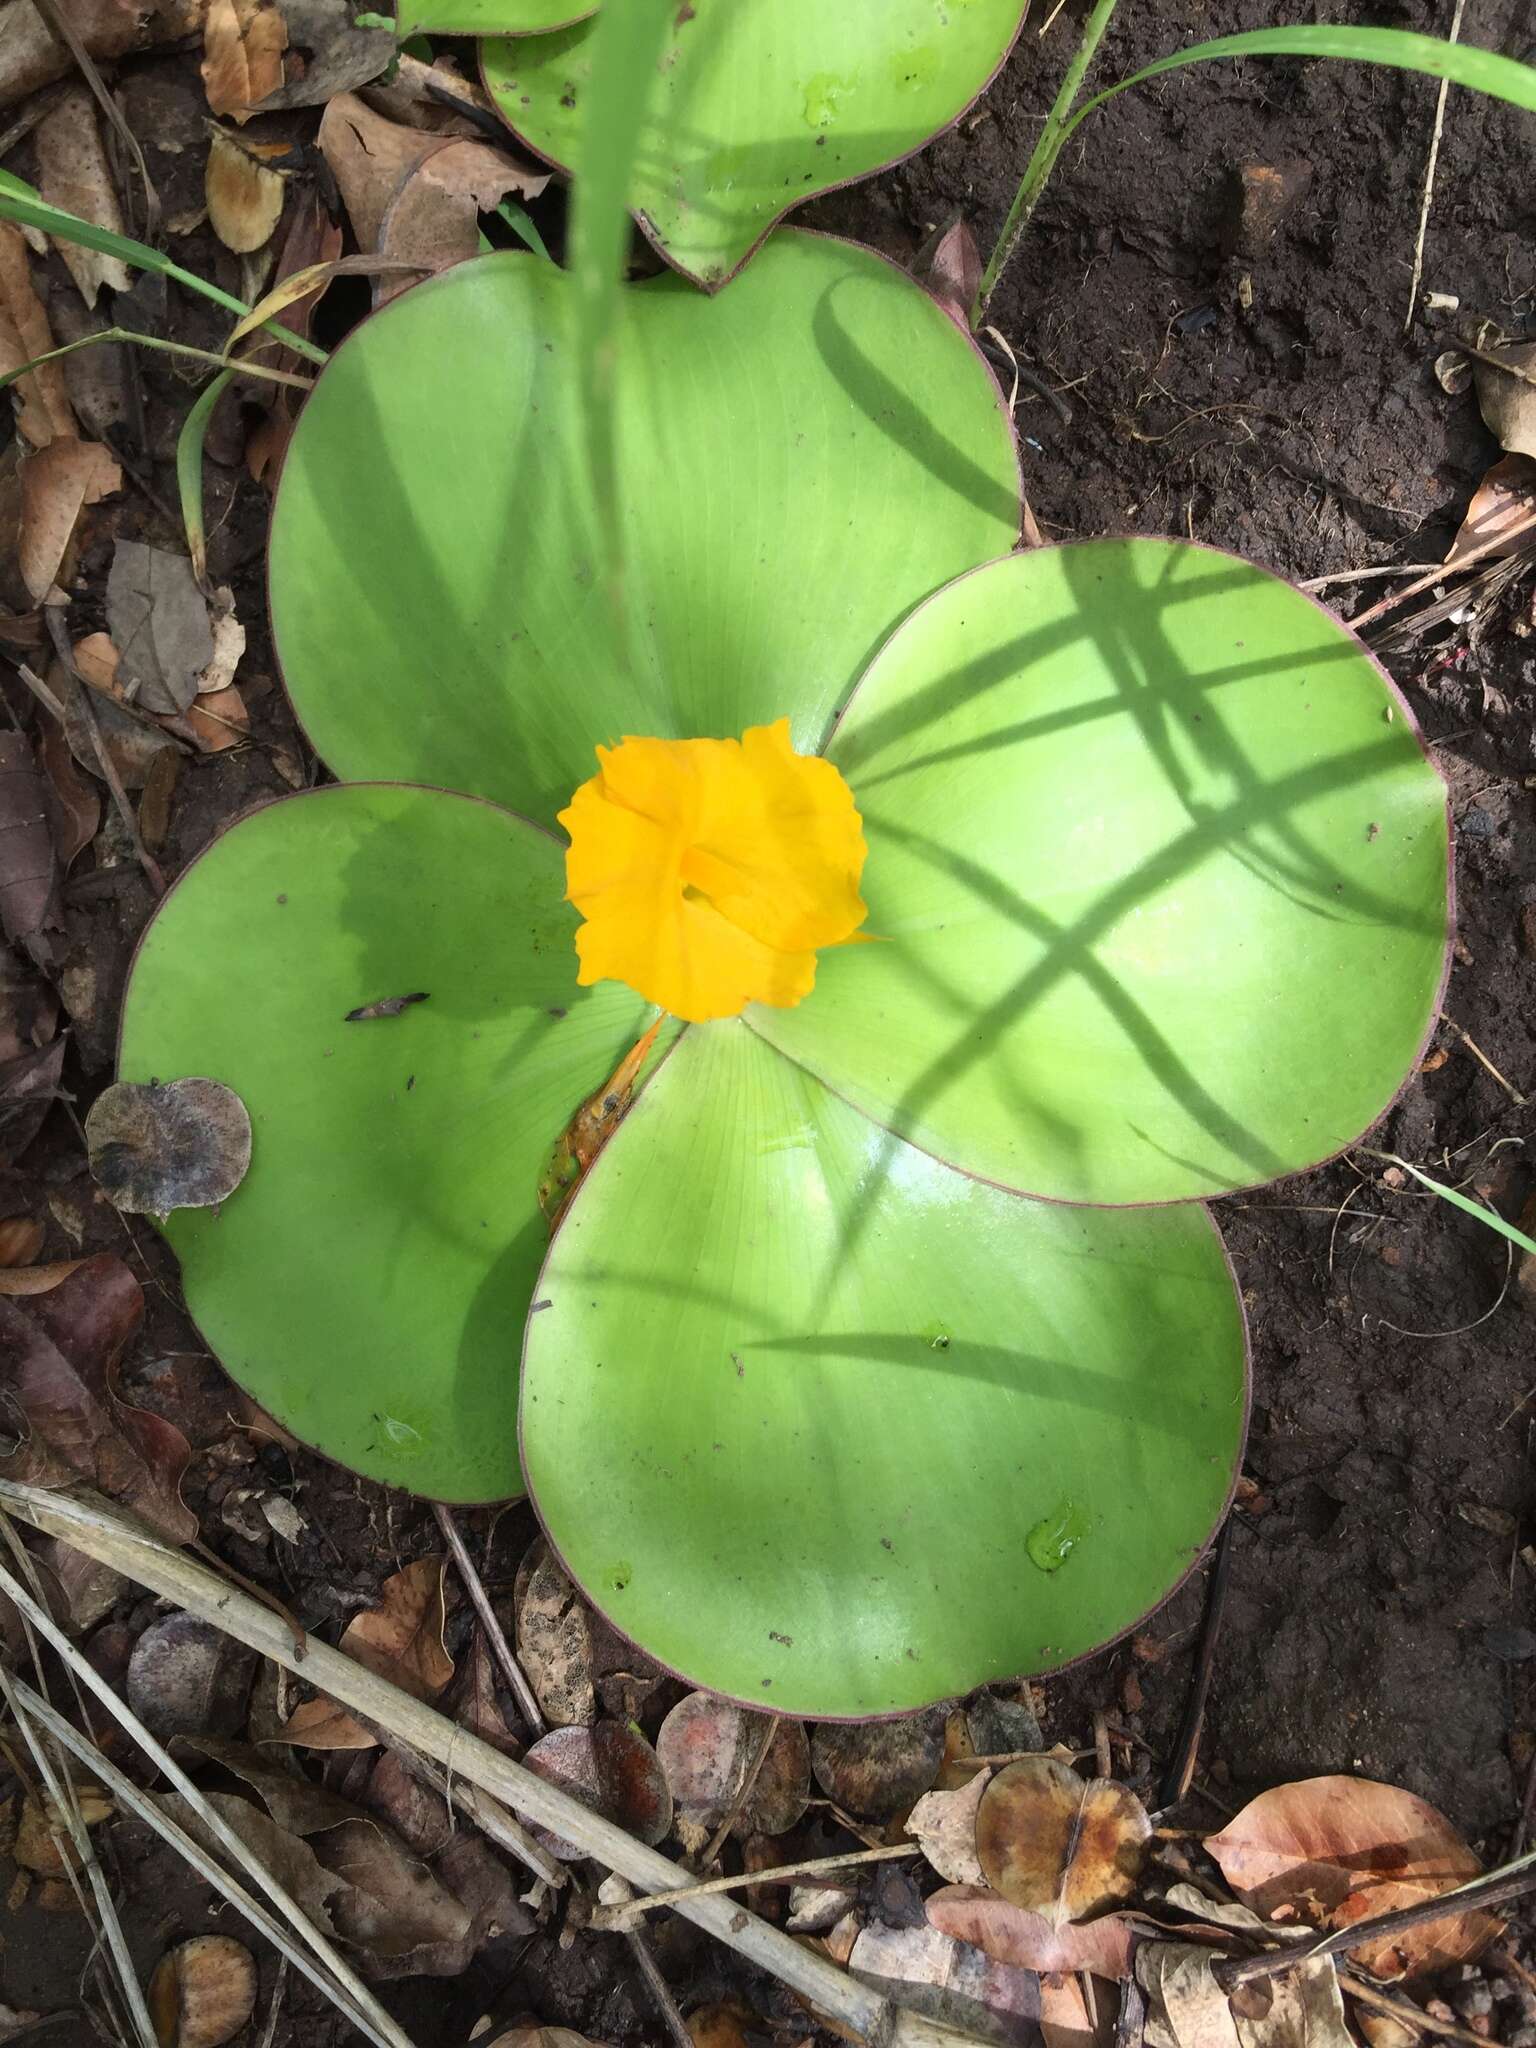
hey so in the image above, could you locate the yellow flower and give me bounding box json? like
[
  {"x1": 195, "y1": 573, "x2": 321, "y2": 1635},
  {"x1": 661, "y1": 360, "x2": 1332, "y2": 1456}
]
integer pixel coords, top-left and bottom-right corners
[{"x1": 560, "y1": 719, "x2": 868, "y2": 1023}]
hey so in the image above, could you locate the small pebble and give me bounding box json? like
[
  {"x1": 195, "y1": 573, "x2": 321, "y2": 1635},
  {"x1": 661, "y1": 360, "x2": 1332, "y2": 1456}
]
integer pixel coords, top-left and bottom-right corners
[
  {"x1": 1453, "y1": 1981, "x2": 1495, "y2": 2021},
  {"x1": 1460, "y1": 805, "x2": 1494, "y2": 839}
]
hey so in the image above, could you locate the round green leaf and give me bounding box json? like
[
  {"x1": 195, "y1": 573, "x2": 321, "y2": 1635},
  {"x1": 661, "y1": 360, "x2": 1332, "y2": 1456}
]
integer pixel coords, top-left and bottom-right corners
[
  {"x1": 118, "y1": 785, "x2": 653, "y2": 1503},
  {"x1": 481, "y1": 2, "x2": 1028, "y2": 289},
  {"x1": 401, "y1": 0, "x2": 591, "y2": 35},
  {"x1": 522, "y1": 1020, "x2": 1247, "y2": 1715},
  {"x1": 754, "y1": 541, "x2": 1450, "y2": 1206},
  {"x1": 268, "y1": 234, "x2": 1019, "y2": 826}
]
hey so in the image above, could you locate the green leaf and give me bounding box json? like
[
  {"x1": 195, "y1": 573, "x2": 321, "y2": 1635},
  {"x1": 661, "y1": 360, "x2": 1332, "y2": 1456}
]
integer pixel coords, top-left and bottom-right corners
[
  {"x1": 1068, "y1": 26, "x2": 1536, "y2": 145},
  {"x1": 400, "y1": 0, "x2": 590, "y2": 32},
  {"x1": 117, "y1": 783, "x2": 654, "y2": 1502},
  {"x1": 268, "y1": 234, "x2": 1019, "y2": 825},
  {"x1": 753, "y1": 541, "x2": 1450, "y2": 1207},
  {"x1": 482, "y1": 0, "x2": 1028, "y2": 289},
  {"x1": 0, "y1": 171, "x2": 326, "y2": 367},
  {"x1": 523, "y1": 1020, "x2": 1247, "y2": 1713}
]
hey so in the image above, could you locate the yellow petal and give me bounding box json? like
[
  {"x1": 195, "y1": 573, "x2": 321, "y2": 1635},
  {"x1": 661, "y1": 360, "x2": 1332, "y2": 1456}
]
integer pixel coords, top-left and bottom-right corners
[{"x1": 560, "y1": 720, "x2": 867, "y2": 1024}]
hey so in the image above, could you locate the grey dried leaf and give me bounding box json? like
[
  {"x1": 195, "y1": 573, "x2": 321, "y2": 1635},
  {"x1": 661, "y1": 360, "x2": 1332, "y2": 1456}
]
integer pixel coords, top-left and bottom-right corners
[
  {"x1": 86, "y1": 1077, "x2": 252, "y2": 1217},
  {"x1": 106, "y1": 541, "x2": 215, "y2": 715},
  {"x1": 256, "y1": 0, "x2": 394, "y2": 108},
  {"x1": 126, "y1": 1612, "x2": 256, "y2": 1742}
]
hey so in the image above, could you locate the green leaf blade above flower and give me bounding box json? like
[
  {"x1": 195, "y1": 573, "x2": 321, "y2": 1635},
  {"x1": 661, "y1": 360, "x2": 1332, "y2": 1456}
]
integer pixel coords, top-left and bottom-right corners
[
  {"x1": 481, "y1": 0, "x2": 1029, "y2": 290},
  {"x1": 752, "y1": 540, "x2": 1451, "y2": 1208},
  {"x1": 267, "y1": 234, "x2": 1019, "y2": 827},
  {"x1": 117, "y1": 784, "x2": 657, "y2": 1503},
  {"x1": 522, "y1": 1019, "x2": 1247, "y2": 1715},
  {"x1": 401, "y1": 0, "x2": 591, "y2": 34}
]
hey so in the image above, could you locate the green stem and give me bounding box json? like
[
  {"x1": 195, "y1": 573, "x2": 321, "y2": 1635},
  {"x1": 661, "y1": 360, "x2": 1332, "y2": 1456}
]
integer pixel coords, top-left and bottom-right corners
[{"x1": 971, "y1": 0, "x2": 1120, "y2": 327}]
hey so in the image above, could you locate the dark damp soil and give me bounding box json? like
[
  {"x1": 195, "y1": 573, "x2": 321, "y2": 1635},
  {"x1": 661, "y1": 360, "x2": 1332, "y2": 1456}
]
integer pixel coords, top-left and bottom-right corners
[{"x1": 4, "y1": 0, "x2": 1536, "y2": 2040}]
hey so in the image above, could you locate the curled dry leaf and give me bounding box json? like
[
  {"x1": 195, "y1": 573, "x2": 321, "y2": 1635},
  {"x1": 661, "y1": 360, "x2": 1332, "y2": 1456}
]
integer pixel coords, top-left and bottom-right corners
[
  {"x1": 1138, "y1": 1944, "x2": 1240, "y2": 2048},
  {"x1": 656, "y1": 1692, "x2": 810, "y2": 1839},
  {"x1": 0, "y1": 224, "x2": 74, "y2": 448},
  {"x1": 926, "y1": 1884, "x2": 1136, "y2": 1980},
  {"x1": 15, "y1": 1783, "x2": 112, "y2": 1874},
  {"x1": 0, "y1": 1253, "x2": 196, "y2": 1542},
  {"x1": 0, "y1": 731, "x2": 63, "y2": 968},
  {"x1": 1205, "y1": 1776, "x2": 1497, "y2": 1981},
  {"x1": 0, "y1": 1217, "x2": 44, "y2": 1266},
  {"x1": 206, "y1": 130, "x2": 286, "y2": 254},
  {"x1": 147, "y1": 1935, "x2": 257, "y2": 2048},
  {"x1": 517, "y1": 1538, "x2": 595, "y2": 1728},
  {"x1": 38, "y1": 718, "x2": 100, "y2": 868},
  {"x1": 848, "y1": 1918, "x2": 1039, "y2": 2044},
  {"x1": 201, "y1": 0, "x2": 287, "y2": 122},
  {"x1": 33, "y1": 87, "x2": 133, "y2": 306},
  {"x1": 86, "y1": 1077, "x2": 252, "y2": 1218},
  {"x1": 810, "y1": 1709, "x2": 946, "y2": 1822},
  {"x1": 977, "y1": 1757, "x2": 1151, "y2": 1923},
  {"x1": 1474, "y1": 340, "x2": 1536, "y2": 459},
  {"x1": 1445, "y1": 454, "x2": 1536, "y2": 567},
  {"x1": 126, "y1": 1612, "x2": 256, "y2": 1742},
  {"x1": 18, "y1": 437, "x2": 121, "y2": 602},
  {"x1": 912, "y1": 215, "x2": 982, "y2": 329},
  {"x1": 254, "y1": 0, "x2": 395, "y2": 111},
  {"x1": 278, "y1": 1554, "x2": 453, "y2": 1747},
  {"x1": 908, "y1": 1770, "x2": 990, "y2": 1887},
  {"x1": 523, "y1": 1721, "x2": 673, "y2": 1862},
  {"x1": 106, "y1": 541, "x2": 215, "y2": 716},
  {"x1": 0, "y1": 0, "x2": 200, "y2": 114}
]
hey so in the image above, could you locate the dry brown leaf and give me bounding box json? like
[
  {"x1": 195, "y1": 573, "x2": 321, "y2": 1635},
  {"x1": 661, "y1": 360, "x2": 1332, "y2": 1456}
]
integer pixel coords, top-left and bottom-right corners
[
  {"x1": 0, "y1": 225, "x2": 73, "y2": 448},
  {"x1": 0, "y1": 1217, "x2": 44, "y2": 1266},
  {"x1": 362, "y1": 52, "x2": 499, "y2": 135},
  {"x1": 0, "y1": 0, "x2": 200, "y2": 114},
  {"x1": 686, "y1": 2006, "x2": 753, "y2": 2048},
  {"x1": 184, "y1": 683, "x2": 250, "y2": 753},
  {"x1": 1474, "y1": 341, "x2": 1536, "y2": 459},
  {"x1": 907, "y1": 1772, "x2": 990, "y2": 1887},
  {"x1": 847, "y1": 1918, "x2": 1040, "y2": 2041},
  {"x1": 517, "y1": 1538, "x2": 595, "y2": 1727},
  {"x1": 0, "y1": 1259, "x2": 89, "y2": 1296},
  {"x1": 344, "y1": 1555, "x2": 454, "y2": 1699},
  {"x1": 523, "y1": 1722, "x2": 673, "y2": 1862},
  {"x1": 656, "y1": 1692, "x2": 809, "y2": 1839},
  {"x1": 38, "y1": 718, "x2": 100, "y2": 867},
  {"x1": 1039, "y1": 1970, "x2": 1107, "y2": 2048},
  {"x1": 33, "y1": 87, "x2": 132, "y2": 306},
  {"x1": 1445, "y1": 454, "x2": 1536, "y2": 567},
  {"x1": 147, "y1": 1935, "x2": 257, "y2": 2048},
  {"x1": 274, "y1": 1692, "x2": 376, "y2": 1750},
  {"x1": 206, "y1": 130, "x2": 286, "y2": 254},
  {"x1": 926, "y1": 1883, "x2": 1137, "y2": 1979},
  {"x1": 87, "y1": 1077, "x2": 252, "y2": 1217},
  {"x1": 487, "y1": 2032, "x2": 614, "y2": 2048},
  {"x1": 0, "y1": 1253, "x2": 196, "y2": 1543},
  {"x1": 1139, "y1": 1944, "x2": 1242, "y2": 2048},
  {"x1": 201, "y1": 0, "x2": 288, "y2": 121},
  {"x1": 18, "y1": 437, "x2": 120, "y2": 602},
  {"x1": 1204, "y1": 1776, "x2": 1498, "y2": 1981},
  {"x1": 810, "y1": 1710, "x2": 946, "y2": 1822},
  {"x1": 0, "y1": 730, "x2": 63, "y2": 967},
  {"x1": 976, "y1": 1756, "x2": 1151, "y2": 1923},
  {"x1": 15, "y1": 1784, "x2": 112, "y2": 1874}
]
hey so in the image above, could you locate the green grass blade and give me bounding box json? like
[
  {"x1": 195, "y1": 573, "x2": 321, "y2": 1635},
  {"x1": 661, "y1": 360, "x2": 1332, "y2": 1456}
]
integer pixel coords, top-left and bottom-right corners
[
  {"x1": 178, "y1": 370, "x2": 235, "y2": 587},
  {"x1": 1377, "y1": 1151, "x2": 1536, "y2": 1259},
  {"x1": 1065, "y1": 26, "x2": 1536, "y2": 144},
  {"x1": 567, "y1": 0, "x2": 673, "y2": 686},
  {"x1": 0, "y1": 171, "x2": 328, "y2": 367},
  {"x1": 495, "y1": 199, "x2": 552, "y2": 263}
]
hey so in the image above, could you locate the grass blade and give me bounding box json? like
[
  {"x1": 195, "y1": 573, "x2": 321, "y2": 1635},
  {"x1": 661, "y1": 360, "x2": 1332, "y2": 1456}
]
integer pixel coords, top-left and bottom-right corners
[
  {"x1": 0, "y1": 170, "x2": 328, "y2": 366},
  {"x1": 178, "y1": 370, "x2": 234, "y2": 586},
  {"x1": 1066, "y1": 26, "x2": 1536, "y2": 143},
  {"x1": 1373, "y1": 1149, "x2": 1536, "y2": 1259}
]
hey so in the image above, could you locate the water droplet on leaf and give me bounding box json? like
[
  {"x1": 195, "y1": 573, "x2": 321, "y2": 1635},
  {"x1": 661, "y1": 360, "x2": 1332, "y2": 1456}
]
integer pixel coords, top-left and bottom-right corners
[{"x1": 1026, "y1": 1499, "x2": 1087, "y2": 1573}]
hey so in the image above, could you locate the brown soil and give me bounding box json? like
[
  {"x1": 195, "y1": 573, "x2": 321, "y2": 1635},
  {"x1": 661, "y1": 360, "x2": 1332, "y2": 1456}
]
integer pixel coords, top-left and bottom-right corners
[{"x1": 3, "y1": 0, "x2": 1535, "y2": 2039}]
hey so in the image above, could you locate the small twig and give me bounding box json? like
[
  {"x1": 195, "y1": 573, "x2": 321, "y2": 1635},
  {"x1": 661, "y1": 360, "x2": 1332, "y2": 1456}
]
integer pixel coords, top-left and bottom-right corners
[
  {"x1": 28, "y1": 0, "x2": 159, "y2": 237},
  {"x1": 26, "y1": 648, "x2": 164, "y2": 895},
  {"x1": 1442, "y1": 1016, "x2": 1527, "y2": 1108},
  {"x1": 624, "y1": 1928, "x2": 693, "y2": 2048},
  {"x1": 1299, "y1": 563, "x2": 1442, "y2": 592},
  {"x1": 1341, "y1": 1972, "x2": 1489, "y2": 2048},
  {"x1": 1403, "y1": 0, "x2": 1464, "y2": 332},
  {"x1": 592, "y1": 1842, "x2": 914, "y2": 1931},
  {"x1": 1366, "y1": 1241, "x2": 1513, "y2": 1341},
  {"x1": 2, "y1": 327, "x2": 315, "y2": 394},
  {"x1": 1159, "y1": 1513, "x2": 1235, "y2": 1809},
  {"x1": 1349, "y1": 519, "x2": 1536, "y2": 631},
  {"x1": 699, "y1": 1713, "x2": 777, "y2": 1869},
  {"x1": 1511, "y1": 1746, "x2": 1536, "y2": 1862},
  {"x1": 1218, "y1": 1847, "x2": 1536, "y2": 1988},
  {"x1": 431, "y1": 1502, "x2": 545, "y2": 1737}
]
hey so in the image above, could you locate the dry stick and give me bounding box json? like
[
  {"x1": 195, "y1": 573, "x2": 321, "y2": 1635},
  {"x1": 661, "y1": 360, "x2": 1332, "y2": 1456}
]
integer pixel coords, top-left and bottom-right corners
[
  {"x1": 0, "y1": 1547, "x2": 420, "y2": 2048},
  {"x1": 1441, "y1": 1016, "x2": 1528, "y2": 1108},
  {"x1": 432, "y1": 1501, "x2": 545, "y2": 1737},
  {"x1": 0, "y1": 1480, "x2": 991, "y2": 2048},
  {"x1": 1349, "y1": 513, "x2": 1536, "y2": 632},
  {"x1": 1217, "y1": 1849, "x2": 1536, "y2": 1990},
  {"x1": 594, "y1": 1843, "x2": 913, "y2": 1933},
  {"x1": 1341, "y1": 1972, "x2": 1493, "y2": 2048},
  {"x1": 1299, "y1": 563, "x2": 1443, "y2": 592},
  {"x1": 4, "y1": 1671, "x2": 407, "y2": 2048},
  {"x1": 1403, "y1": 0, "x2": 1465, "y2": 333},
  {"x1": 624, "y1": 1928, "x2": 693, "y2": 2048},
  {"x1": 0, "y1": 1667, "x2": 158, "y2": 2048},
  {"x1": 699, "y1": 1713, "x2": 778, "y2": 1870},
  {"x1": 1158, "y1": 1512, "x2": 1235, "y2": 1810},
  {"x1": 28, "y1": 0, "x2": 159, "y2": 238}
]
